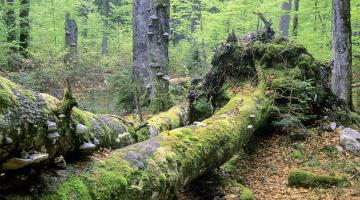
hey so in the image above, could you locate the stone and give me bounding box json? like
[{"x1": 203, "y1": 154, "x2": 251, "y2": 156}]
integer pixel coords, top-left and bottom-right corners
[
  {"x1": 76, "y1": 124, "x2": 88, "y2": 134},
  {"x1": 47, "y1": 132, "x2": 60, "y2": 140},
  {"x1": 79, "y1": 142, "x2": 96, "y2": 152},
  {"x1": 47, "y1": 121, "x2": 57, "y2": 132},
  {"x1": 340, "y1": 128, "x2": 360, "y2": 154},
  {"x1": 336, "y1": 146, "x2": 344, "y2": 153},
  {"x1": 1, "y1": 153, "x2": 49, "y2": 170},
  {"x1": 329, "y1": 122, "x2": 337, "y2": 131}
]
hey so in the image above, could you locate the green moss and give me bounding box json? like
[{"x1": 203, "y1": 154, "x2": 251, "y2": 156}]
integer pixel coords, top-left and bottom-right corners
[
  {"x1": 41, "y1": 177, "x2": 91, "y2": 200},
  {"x1": 290, "y1": 149, "x2": 305, "y2": 159},
  {"x1": 239, "y1": 185, "x2": 254, "y2": 200},
  {"x1": 87, "y1": 169, "x2": 128, "y2": 200},
  {"x1": 288, "y1": 169, "x2": 345, "y2": 188}
]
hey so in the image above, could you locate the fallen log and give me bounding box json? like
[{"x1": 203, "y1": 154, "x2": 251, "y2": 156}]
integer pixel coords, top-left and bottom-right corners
[
  {"x1": 41, "y1": 84, "x2": 272, "y2": 200},
  {"x1": 41, "y1": 35, "x2": 333, "y2": 199},
  {"x1": 0, "y1": 76, "x2": 188, "y2": 171},
  {"x1": 1, "y1": 29, "x2": 333, "y2": 198}
]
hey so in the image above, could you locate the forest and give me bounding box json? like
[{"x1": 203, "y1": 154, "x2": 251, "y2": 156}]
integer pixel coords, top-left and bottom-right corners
[{"x1": 0, "y1": 0, "x2": 359, "y2": 199}]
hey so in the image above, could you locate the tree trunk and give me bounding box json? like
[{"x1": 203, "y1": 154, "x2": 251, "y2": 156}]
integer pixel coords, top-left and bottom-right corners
[
  {"x1": 64, "y1": 12, "x2": 78, "y2": 65},
  {"x1": 147, "y1": 0, "x2": 172, "y2": 113},
  {"x1": 279, "y1": 1, "x2": 291, "y2": 38},
  {"x1": 42, "y1": 86, "x2": 272, "y2": 200},
  {"x1": 101, "y1": 0, "x2": 109, "y2": 55},
  {"x1": 293, "y1": 0, "x2": 299, "y2": 37},
  {"x1": 19, "y1": 0, "x2": 30, "y2": 58},
  {"x1": 132, "y1": 0, "x2": 151, "y2": 103},
  {"x1": 331, "y1": 0, "x2": 352, "y2": 108}
]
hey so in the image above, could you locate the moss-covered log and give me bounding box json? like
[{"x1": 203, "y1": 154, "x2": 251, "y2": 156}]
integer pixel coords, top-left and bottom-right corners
[
  {"x1": 0, "y1": 77, "x2": 187, "y2": 171},
  {"x1": 41, "y1": 84, "x2": 272, "y2": 200},
  {"x1": 288, "y1": 169, "x2": 345, "y2": 188}
]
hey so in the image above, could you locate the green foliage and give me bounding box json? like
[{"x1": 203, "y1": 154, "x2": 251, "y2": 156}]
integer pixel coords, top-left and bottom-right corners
[
  {"x1": 288, "y1": 169, "x2": 345, "y2": 188},
  {"x1": 189, "y1": 96, "x2": 213, "y2": 122},
  {"x1": 108, "y1": 66, "x2": 135, "y2": 113}
]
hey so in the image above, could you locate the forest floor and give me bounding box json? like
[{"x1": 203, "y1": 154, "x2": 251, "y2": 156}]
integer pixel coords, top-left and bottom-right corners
[{"x1": 178, "y1": 125, "x2": 360, "y2": 200}]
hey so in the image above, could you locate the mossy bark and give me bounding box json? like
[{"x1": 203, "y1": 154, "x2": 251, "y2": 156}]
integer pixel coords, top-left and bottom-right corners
[
  {"x1": 41, "y1": 85, "x2": 272, "y2": 200},
  {"x1": 0, "y1": 76, "x2": 185, "y2": 171}
]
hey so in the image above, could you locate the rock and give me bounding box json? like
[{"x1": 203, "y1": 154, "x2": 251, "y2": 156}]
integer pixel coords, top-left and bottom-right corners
[
  {"x1": 47, "y1": 132, "x2": 60, "y2": 140},
  {"x1": 340, "y1": 128, "x2": 360, "y2": 154},
  {"x1": 5, "y1": 136, "x2": 12, "y2": 145},
  {"x1": 330, "y1": 122, "x2": 337, "y2": 131},
  {"x1": 1, "y1": 153, "x2": 49, "y2": 170},
  {"x1": 336, "y1": 146, "x2": 344, "y2": 153},
  {"x1": 79, "y1": 142, "x2": 96, "y2": 152},
  {"x1": 76, "y1": 124, "x2": 88, "y2": 135},
  {"x1": 54, "y1": 155, "x2": 67, "y2": 169}
]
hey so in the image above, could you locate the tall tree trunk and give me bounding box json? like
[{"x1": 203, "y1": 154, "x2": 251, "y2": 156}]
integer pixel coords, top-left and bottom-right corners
[
  {"x1": 190, "y1": 0, "x2": 202, "y2": 72},
  {"x1": 64, "y1": 13, "x2": 78, "y2": 66},
  {"x1": 331, "y1": 0, "x2": 352, "y2": 108},
  {"x1": 293, "y1": 0, "x2": 299, "y2": 37},
  {"x1": 279, "y1": 0, "x2": 291, "y2": 38},
  {"x1": 132, "y1": 0, "x2": 151, "y2": 104},
  {"x1": 19, "y1": 0, "x2": 30, "y2": 58},
  {"x1": 101, "y1": 0, "x2": 109, "y2": 55},
  {"x1": 147, "y1": 0, "x2": 172, "y2": 113}
]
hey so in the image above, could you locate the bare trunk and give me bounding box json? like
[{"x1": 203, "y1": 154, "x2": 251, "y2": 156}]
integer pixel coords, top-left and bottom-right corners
[
  {"x1": 101, "y1": 0, "x2": 109, "y2": 55},
  {"x1": 132, "y1": 0, "x2": 151, "y2": 104},
  {"x1": 331, "y1": 0, "x2": 352, "y2": 108},
  {"x1": 19, "y1": 0, "x2": 30, "y2": 58},
  {"x1": 64, "y1": 13, "x2": 78, "y2": 66},
  {"x1": 147, "y1": 0, "x2": 172, "y2": 113},
  {"x1": 279, "y1": 1, "x2": 291, "y2": 38}
]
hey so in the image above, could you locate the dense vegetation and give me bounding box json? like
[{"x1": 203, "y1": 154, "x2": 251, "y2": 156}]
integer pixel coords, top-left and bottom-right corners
[{"x1": 0, "y1": 0, "x2": 359, "y2": 114}]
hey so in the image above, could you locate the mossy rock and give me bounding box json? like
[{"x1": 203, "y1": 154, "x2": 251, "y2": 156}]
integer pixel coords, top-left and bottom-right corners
[{"x1": 288, "y1": 169, "x2": 345, "y2": 188}]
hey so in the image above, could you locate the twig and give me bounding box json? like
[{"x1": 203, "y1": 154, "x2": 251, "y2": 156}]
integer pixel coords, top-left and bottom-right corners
[{"x1": 110, "y1": 115, "x2": 134, "y2": 126}]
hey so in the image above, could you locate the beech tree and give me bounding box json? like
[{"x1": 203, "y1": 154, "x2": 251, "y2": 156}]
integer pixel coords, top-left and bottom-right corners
[
  {"x1": 331, "y1": 0, "x2": 352, "y2": 108},
  {"x1": 279, "y1": 0, "x2": 291, "y2": 38}
]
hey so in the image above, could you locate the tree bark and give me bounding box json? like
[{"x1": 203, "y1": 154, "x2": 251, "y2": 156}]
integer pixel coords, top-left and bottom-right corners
[
  {"x1": 279, "y1": 1, "x2": 291, "y2": 38},
  {"x1": 64, "y1": 13, "x2": 78, "y2": 65},
  {"x1": 147, "y1": 0, "x2": 172, "y2": 113},
  {"x1": 132, "y1": 0, "x2": 151, "y2": 102},
  {"x1": 19, "y1": 0, "x2": 30, "y2": 58},
  {"x1": 101, "y1": 0, "x2": 109, "y2": 55},
  {"x1": 331, "y1": 0, "x2": 352, "y2": 108}
]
